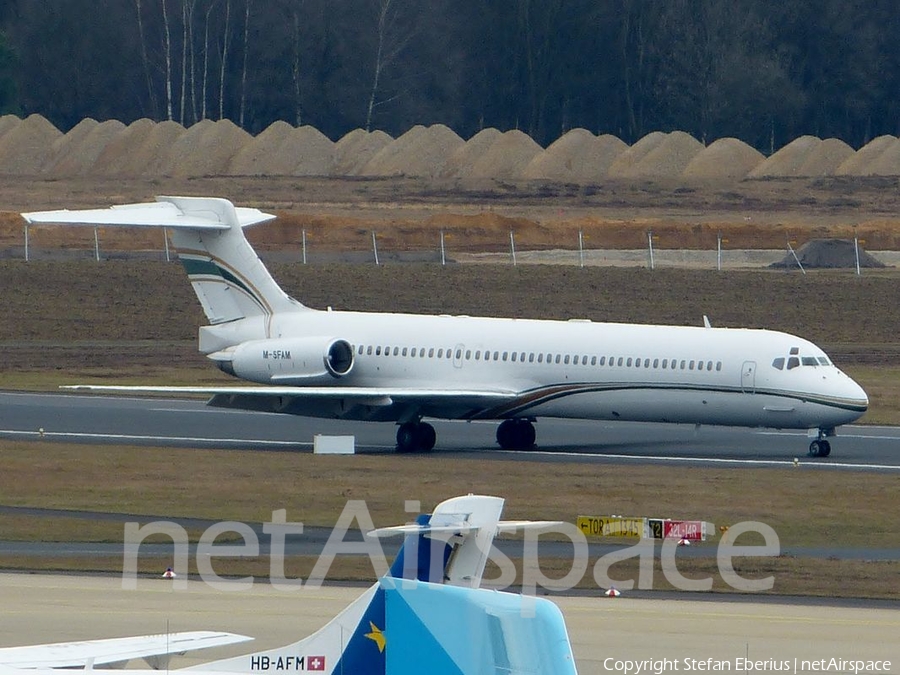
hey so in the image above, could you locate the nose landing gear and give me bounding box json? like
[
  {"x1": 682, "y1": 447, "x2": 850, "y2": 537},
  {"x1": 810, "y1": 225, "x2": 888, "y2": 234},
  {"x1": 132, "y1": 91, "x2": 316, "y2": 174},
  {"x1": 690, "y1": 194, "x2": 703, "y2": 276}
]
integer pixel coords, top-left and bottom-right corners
[{"x1": 808, "y1": 427, "x2": 834, "y2": 457}]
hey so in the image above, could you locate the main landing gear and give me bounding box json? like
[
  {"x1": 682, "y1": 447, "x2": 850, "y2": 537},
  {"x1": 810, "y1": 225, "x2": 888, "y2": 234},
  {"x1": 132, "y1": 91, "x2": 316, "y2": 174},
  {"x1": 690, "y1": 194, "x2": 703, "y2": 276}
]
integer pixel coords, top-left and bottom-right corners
[
  {"x1": 396, "y1": 421, "x2": 436, "y2": 453},
  {"x1": 808, "y1": 428, "x2": 834, "y2": 458},
  {"x1": 496, "y1": 418, "x2": 536, "y2": 450}
]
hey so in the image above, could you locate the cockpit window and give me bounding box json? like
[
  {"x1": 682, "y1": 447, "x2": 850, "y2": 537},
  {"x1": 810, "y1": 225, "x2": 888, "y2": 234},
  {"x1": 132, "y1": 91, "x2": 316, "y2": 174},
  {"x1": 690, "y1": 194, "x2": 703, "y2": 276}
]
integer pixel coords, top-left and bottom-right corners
[
  {"x1": 817, "y1": 356, "x2": 830, "y2": 366},
  {"x1": 787, "y1": 356, "x2": 800, "y2": 370},
  {"x1": 801, "y1": 357, "x2": 819, "y2": 366},
  {"x1": 772, "y1": 357, "x2": 785, "y2": 370}
]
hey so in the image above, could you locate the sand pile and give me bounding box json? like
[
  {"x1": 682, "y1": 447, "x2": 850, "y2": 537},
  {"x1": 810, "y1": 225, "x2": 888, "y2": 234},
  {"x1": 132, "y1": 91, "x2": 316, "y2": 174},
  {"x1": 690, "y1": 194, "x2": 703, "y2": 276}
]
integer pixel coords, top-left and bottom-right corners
[
  {"x1": 441, "y1": 128, "x2": 502, "y2": 178},
  {"x1": 865, "y1": 138, "x2": 900, "y2": 176},
  {"x1": 358, "y1": 125, "x2": 427, "y2": 176},
  {"x1": 0, "y1": 114, "x2": 63, "y2": 174},
  {"x1": 0, "y1": 114, "x2": 20, "y2": 138},
  {"x1": 228, "y1": 121, "x2": 297, "y2": 175},
  {"x1": 118, "y1": 120, "x2": 187, "y2": 176},
  {"x1": 605, "y1": 131, "x2": 666, "y2": 178},
  {"x1": 465, "y1": 129, "x2": 542, "y2": 179},
  {"x1": 835, "y1": 135, "x2": 897, "y2": 176},
  {"x1": 333, "y1": 129, "x2": 393, "y2": 175},
  {"x1": 748, "y1": 135, "x2": 821, "y2": 178},
  {"x1": 43, "y1": 118, "x2": 98, "y2": 173},
  {"x1": 770, "y1": 239, "x2": 886, "y2": 269},
  {"x1": 626, "y1": 130, "x2": 703, "y2": 178},
  {"x1": 91, "y1": 118, "x2": 156, "y2": 175},
  {"x1": 288, "y1": 126, "x2": 335, "y2": 175},
  {"x1": 163, "y1": 118, "x2": 250, "y2": 177},
  {"x1": 47, "y1": 119, "x2": 126, "y2": 176},
  {"x1": 522, "y1": 129, "x2": 627, "y2": 182},
  {"x1": 796, "y1": 138, "x2": 854, "y2": 176},
  {"x1": 682, "y1": 137, "x2": 764, "y2": 180}
]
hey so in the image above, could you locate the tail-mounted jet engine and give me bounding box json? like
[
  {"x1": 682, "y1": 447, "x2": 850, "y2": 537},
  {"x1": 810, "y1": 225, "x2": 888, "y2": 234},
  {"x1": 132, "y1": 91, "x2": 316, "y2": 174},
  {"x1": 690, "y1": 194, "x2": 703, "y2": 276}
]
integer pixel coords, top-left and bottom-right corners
[{"x1": 213, "y1": 337, "x2": 354, "y2": 384}]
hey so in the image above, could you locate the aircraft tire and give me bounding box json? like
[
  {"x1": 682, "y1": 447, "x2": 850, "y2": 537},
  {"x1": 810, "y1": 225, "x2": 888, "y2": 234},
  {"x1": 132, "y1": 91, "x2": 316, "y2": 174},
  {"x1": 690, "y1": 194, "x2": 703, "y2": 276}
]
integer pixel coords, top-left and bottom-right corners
[
  {"x1": 807, "y1": 440, "x2": 832, "y2": 457},
  {"x1": 496, "y1": 419, "x2": 536, "y2": 450},
  {"x1": 396, "y1": 421, "x2": 436, "y2": 453}
]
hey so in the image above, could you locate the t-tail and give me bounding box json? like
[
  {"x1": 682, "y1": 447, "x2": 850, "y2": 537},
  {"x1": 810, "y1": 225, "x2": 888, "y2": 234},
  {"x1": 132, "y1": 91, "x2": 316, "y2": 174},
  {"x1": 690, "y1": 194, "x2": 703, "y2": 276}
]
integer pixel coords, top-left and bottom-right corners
[
  {"x1": 22, "y1": 197, "x2": 307, "y2": 351},
  {"x1": 187, "y1": 495, "x2": 577, "y2": 675}
]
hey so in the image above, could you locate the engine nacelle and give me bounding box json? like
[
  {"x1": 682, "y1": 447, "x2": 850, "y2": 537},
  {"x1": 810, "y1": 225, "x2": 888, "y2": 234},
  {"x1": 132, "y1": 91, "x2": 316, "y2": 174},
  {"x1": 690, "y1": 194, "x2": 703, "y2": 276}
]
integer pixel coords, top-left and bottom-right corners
[{"x1": 215, "y1": 337, "x2": 354, "y2": 384}]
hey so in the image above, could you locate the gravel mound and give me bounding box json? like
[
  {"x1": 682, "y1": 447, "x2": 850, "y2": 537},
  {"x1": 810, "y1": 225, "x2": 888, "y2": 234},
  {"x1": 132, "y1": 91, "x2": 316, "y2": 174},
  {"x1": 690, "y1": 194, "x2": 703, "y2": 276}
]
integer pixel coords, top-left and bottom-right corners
[
  {"x1": 43, "y1": 118, "x2": 98, "y2": 173},
  {"x1": 796, "y1": 138, "x2": 854, "y2": 176},
  {"x1": 770, "y1": 238, "x2": 886, "y2": 269},
  {"x1": 626, "y1": 130, "x2": 703, "y2": 178},
  {"x1": 682, "y1": 137, "x2": 764, "y2": 180},
  {"x1": 465, "y1": 129, "x2": 542, "y2": 179},
  {"x1": 228, "y1": 120, "x2": 297, "y2": 175},
  {"x1": 866, "y1": 138, "x2": 900, "y2": 176},
  {"x1": 91, "y1": 118, "x2": 157, "y2": 176},
  {"x1": 359, "y1": 125, "x2": 428, "y2": 176},
  {"x1": 124, "y1": 120, "x2": 187, "y2": 176},
  {"x1": 0, "y1": 114, "x2": 63, "y2": 174},
  {"x1": 0, "y1": 114, "x2": 20, "y2": 138},
  {"x1": 522, "y1": 128, "x2": 628, "y2": 182},
  {"x1": 835, "y1": 135, "x2": 897, "y2": 175},
  {"x1": 333, "y1": 128, "x2": 393, "y2": 175},
  {"x1": 164, "y1": 119, "x2": 250, "y2": 177},
  {"x1": 441, "y1": 127, "x2": 502, "y2": 178},
  {"x1": 290, "y1": 126, "x2": 335, "y2": 175},
  {"x1": 748, "y1": 135, "x2": 821, "y2": 178},
  {"x1": 605, "y1": 131, "x2": 666, "y2": 178},
  {"x1": 45, "y1": 119, "x2": 126, "y2": 176}
]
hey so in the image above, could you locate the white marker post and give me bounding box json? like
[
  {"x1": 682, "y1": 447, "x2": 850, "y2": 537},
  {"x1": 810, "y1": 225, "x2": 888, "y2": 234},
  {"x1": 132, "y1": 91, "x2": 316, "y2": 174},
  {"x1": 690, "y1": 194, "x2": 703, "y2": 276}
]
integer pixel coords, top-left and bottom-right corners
[
  {"x1": 647, "y1": 230, "x2": 655, "y2": 270},
  {"x1": 94, "y1": 226, "x2": 100, "y2": 262},
  {"x1": 578, "y1": 230, "x2": 584, "y2": 268},
  {"x1": 371, "y1": 230, "x2": 379, "y2": 265},
  {"x1": 509, "y1": 230, "x2": 517, "y2": 266}
]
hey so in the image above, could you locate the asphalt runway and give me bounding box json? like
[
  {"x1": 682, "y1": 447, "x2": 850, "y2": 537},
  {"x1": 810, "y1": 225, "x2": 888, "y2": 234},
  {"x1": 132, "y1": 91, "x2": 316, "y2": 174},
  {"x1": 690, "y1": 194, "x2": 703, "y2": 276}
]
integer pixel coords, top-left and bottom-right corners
[
  {"x1": 0, "y1": 574, "x2": 897, "y2": 673},
  {"x1": 1, "y1": 391, "x2": 898, "y2": 470}
]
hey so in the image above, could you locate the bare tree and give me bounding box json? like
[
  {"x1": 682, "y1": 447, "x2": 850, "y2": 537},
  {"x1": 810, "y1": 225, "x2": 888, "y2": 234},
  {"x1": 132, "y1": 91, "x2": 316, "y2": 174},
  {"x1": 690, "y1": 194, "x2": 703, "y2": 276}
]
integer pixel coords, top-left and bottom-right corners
[
  {"x1": 364, "y1": 0, "x2": 412, "y2": 131},
  {"x1": 161, "y1": 0, "x2": 174, "y2": 120},
  {"x1": 219, "y1": 0, "x2": 231, "y2": 120},
  {"x1": 239, "y1": 0, "x2": 251, "y2": 128},
  {"x1": 134, "y1": 0, "x2": 159, "y2": 117}
]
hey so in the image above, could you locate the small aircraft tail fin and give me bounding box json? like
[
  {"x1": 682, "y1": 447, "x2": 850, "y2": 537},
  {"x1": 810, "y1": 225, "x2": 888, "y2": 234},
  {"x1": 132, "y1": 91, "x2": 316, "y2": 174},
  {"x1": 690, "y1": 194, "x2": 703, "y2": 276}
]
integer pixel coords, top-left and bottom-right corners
[
  {"x1": 190, "y1": 495, "x2": 576, "y2": 675},
  {"x1": 22, "y1": 196, "x2": 306, "y2": 325}
]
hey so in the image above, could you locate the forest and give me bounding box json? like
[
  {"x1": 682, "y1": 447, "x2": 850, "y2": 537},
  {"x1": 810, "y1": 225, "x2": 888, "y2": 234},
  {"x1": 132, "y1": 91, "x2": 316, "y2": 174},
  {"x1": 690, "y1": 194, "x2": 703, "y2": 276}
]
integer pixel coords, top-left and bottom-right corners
[{"x1": 0, "y1": 1, "x2": 898, "y2": 153}]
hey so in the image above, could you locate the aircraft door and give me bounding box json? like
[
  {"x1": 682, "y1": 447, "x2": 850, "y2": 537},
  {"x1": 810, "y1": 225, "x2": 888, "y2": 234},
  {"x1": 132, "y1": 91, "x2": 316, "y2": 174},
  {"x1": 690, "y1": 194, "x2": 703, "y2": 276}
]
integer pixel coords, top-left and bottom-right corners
[{"x1": 741, "y1": 361, "x2": 756, "y2": 393}]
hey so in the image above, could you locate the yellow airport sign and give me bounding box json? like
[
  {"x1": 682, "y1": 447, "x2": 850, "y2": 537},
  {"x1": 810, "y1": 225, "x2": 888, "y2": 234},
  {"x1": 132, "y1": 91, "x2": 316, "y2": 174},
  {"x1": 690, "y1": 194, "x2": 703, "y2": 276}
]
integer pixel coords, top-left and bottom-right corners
[{"x1": 577, "y1": 515, "x2": 644, "y2": 538}]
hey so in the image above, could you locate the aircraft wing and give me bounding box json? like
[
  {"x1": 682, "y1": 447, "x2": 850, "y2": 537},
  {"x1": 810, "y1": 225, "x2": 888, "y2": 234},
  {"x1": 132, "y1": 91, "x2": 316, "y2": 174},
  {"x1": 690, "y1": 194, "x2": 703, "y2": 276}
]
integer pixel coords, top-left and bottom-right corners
[
  {"x1": 60, "y1": 385, "x2": 518, "y2": 407},
  {"x1": 0, "y1": 631, "x2": 253, "y2": 670}
]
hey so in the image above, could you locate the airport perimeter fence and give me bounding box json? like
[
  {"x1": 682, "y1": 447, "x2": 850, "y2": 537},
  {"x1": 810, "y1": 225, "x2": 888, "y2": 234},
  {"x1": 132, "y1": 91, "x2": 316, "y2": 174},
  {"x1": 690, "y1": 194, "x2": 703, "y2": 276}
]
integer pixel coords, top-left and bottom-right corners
[{"x1": 6, "y1": 224, "x2": 898, "y2": 273}]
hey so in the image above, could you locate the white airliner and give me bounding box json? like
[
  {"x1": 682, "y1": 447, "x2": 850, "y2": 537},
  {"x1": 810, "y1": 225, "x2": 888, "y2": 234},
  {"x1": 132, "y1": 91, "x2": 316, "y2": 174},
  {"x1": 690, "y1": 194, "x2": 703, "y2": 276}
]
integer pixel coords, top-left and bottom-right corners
[
  {"x1": 0, "y1": 495, "x2": 577, "y2": 675},
  {"x1": 22, "y1": 197, "x2": 868, "y2": 457}
]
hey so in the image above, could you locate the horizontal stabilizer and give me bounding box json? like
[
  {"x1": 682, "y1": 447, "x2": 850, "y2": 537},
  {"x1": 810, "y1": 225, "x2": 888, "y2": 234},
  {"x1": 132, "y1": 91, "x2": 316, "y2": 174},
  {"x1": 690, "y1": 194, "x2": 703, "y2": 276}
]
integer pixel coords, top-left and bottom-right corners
[
  {"x1": 0, "y1": 631, "x2": 253, "y2": 669},
  {"x1": 22, "y1": 198, "x2": 275, "y2": 230}
]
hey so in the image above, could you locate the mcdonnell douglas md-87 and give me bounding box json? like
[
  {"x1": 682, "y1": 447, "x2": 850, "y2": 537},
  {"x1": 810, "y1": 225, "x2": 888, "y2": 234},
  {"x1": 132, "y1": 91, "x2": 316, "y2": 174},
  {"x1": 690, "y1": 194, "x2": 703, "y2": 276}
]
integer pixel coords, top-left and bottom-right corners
[{"x1": 23, "y1": 197, "x2": 868, "y2": 457}]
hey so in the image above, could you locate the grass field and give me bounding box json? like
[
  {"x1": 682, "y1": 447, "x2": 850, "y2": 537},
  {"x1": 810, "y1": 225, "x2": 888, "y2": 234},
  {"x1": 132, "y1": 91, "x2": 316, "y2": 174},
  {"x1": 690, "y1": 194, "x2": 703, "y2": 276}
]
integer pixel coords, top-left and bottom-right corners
[{"x1": 0, "y1": 441, "x2": 897, "y2": 599}]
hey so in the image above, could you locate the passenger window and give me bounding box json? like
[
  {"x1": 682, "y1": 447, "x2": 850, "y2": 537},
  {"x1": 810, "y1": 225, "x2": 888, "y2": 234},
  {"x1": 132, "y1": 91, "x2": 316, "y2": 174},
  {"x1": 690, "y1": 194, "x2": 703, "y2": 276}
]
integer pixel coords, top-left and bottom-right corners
[
  {"x1": 644, "y1": 358, "x2": 650, "y2": 368},
  {"x1": 511, "y1": 352, "x2": 518, "y2": 362},
  {"x1": 716, "y1": 361, "x2": 722, "y2": 371},
  {"x1": 661, "y1": 359, "x2": 667, "y2": 368},
  {"x1": 537, "y1": 353, "x2": 543, "y2": 363},
  {"x1": 529, "y1": 353, "x2": 535, "y2": 363},
  {"x1": 564, "y1": 355, "x2": 570, "y2": 365},
  {"x1": 555, "y1": 354, "x2": 561, "y2": 364},
  {"x1": 402, "y1": 347, "x2": 408, "y2": 357},
  {"x1": 410, "y1": 347, "x2": 417, "y2": 357},
  {"x1": 617, "y1": 357, "x2": 623, "y2": 366},
  {"x1": 772, "y1": 358, "x2": 785, "y2": 370},
  {"x1": 707, "y1": 360, "x2": 713, "y2": 371},
  {"x1": 474, "y1": 351, "x2": 480, "y2": 360},
  {"x1": 787, "y1": 356, "x2": 800, "y2": 370},
  {"x1": 428, "y1": 348, "x2": 435, "y2": 358},
  {"x1": 393, "y1": 347, "x2": 399, "y2": 356},
  {"x1": 447, "y1": 350, "x2": 453, "y2": 359},
  {"x1": 689, "y1": 360, "x2": 695, "y2": 370},
  {"x1": 437, "y1": 349, "x2": 443, "y2": 358},
  {"x1": 502, "y1": 352, "x2": 508, "y2": 362},
  {"x1": 653, "y1": 358, "x2": 659, "y2": 368},
  {"x1": 599, "y1": 356, "x2": 605, "y2": 365},
  {"x1": 680, "y1": 360, "x2": 686, "y2": 369},
  {"x1": 465, "y1": 350, "x2": 471, "y2": 360},
  {"x1": 367, "y1": 346, "x2": 373, "y2": 355},
  {"x1": 591, "y1": 356, "x2": 597, "y2": 366}
]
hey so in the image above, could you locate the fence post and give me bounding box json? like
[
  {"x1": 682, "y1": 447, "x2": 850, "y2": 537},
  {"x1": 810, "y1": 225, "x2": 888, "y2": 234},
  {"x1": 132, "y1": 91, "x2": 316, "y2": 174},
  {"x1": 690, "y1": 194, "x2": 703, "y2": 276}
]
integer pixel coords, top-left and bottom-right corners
[
  {"x1": 647, "y1": 230, "x2": 655, "y2": 270},
  {"x1": 24, "y1": 224, "x2": 29, "y2": 262},
  {"x1": 509, "y1": 230, "x2": 517, "y2": 266},
  {"x1": 302, "y1": 229, "x2": 307, "y2": 264},
  {"x1": 371, "y1": 230, "x2": 379, "y2": 265},
  {"x1": 94, "y1": 226, "x2": 100, "y2": 262},
  {"x1": 578, "y1": 230, "x2": 584, "y2": 268},
  {"x1": 440, "y1": 230, "x2": 446, "y2": 266}
]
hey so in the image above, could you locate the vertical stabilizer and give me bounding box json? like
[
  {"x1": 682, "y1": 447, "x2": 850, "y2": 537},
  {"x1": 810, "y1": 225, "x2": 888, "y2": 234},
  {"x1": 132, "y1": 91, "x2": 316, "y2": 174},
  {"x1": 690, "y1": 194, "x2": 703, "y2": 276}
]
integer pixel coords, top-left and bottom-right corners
[{"x1": 21, "y1": 196, "x2": 308, "y2": 326}]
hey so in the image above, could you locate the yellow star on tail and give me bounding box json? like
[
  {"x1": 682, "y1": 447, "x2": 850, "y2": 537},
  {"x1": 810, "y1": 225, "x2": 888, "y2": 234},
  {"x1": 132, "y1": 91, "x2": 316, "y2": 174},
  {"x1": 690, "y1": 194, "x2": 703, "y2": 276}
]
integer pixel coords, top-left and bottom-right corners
[{"x1": 364, "y1": 621, "x2": 386, "y2": 653}]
